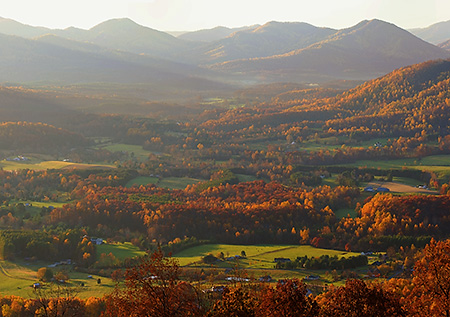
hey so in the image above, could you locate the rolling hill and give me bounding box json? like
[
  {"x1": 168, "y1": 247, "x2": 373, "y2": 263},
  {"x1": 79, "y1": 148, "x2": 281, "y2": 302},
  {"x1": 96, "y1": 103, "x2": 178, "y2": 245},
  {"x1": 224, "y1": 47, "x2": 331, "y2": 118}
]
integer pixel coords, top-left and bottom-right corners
[
  {"x1": 0, "y1": 31, "x2": 226, "y2": 88},
  {"x1": 200, "y1": 58, "x2": 450, "y2": 138},
  {"x1": 0, "y1": 33, "x2": 175, "y2": 83}
]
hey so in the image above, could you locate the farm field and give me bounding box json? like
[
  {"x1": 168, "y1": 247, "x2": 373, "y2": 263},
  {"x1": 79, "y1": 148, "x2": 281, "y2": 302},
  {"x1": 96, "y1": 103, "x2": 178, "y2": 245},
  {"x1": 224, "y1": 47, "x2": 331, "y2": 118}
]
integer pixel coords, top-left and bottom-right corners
[
  {"x1": 173, "y1": 244, "x2": 362, "y2": 268},
  {"x1": 334, "y1": 208, "x2": 357, "y2": 219},
  {"x1": 341, "y1": 155, "x2": 450, "y2": 180},
  {"x1": 17, "y1": 201, "x2": 67, "y2": 209},
  {"x1": 158, "y1": 177, "x2": 204, "y2": 189},
  {"x1": 0, "y1": 159, "x2": 114, "y2": 171},
  {"x1": 0, "y1": 260, "x2": 114, "y2": 299},
  {"x1": 173, "y1": 244, "x2": 374, "y2": 285},
  {"x1": 125, "y1": 176, "x2": 159, "y2": 188},
  {"x1": 236, "y1": 174, "x2": 260, "y2": 183},
  {"x1": 0, "y1": 243, "x2": 145, "y2": 299},
  {"x1": 365, "y1": 180, "x2": 438, "y2": 194},
  {"x1": 97, "y1": 143, "x2": 156, "y2": 161},
  {"x1": 96, "y1": 242, "x2": 146, "y2": 260},
  {"x1": 125, "y1": 176, "x2": 204, "y2": 189},
  {"x1": 0, "y1": 242, "x2": 377, "y2": 298}
]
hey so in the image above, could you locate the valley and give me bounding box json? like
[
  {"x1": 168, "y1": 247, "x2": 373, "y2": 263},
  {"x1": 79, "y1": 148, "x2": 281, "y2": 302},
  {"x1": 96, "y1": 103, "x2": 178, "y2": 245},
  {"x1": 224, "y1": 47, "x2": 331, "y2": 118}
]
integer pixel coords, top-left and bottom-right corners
[{"x1": 0, "y1": 11, "x2": 450, "y2": 315}]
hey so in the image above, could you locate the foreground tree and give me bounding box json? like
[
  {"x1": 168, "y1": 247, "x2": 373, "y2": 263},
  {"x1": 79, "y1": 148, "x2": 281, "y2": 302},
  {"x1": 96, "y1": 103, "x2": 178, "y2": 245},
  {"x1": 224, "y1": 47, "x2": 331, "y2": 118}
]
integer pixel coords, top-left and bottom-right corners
[
  {"x1": 32, "y1": 284, "x2": 85, "y2": 317},
  {"x1": 258, "y1": 279, "x2": 319, "y2": 317},
  {"x1": 407, "y1": 239, "x2": 450, "y2": 316},
  {"x1": 106, "y1": 248, "x2": 202, "y2": 316},
  {"x1": 317, "y1": 279, "x2": 405, "y2": 317},
  {"x1": 207, "y1": 286, "x2": 257, "y2": 317}
]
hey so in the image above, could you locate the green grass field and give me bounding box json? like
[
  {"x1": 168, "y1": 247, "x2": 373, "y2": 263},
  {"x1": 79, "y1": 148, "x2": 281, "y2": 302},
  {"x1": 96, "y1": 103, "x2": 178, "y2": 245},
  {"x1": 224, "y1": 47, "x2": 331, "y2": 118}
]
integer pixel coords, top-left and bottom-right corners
[
  {"x1": 18, "y1": 201, "x2": 67, "y2": 209},
  {"x1": 0, "y1": 243, "x2": 373, "y2": 298},
  {"x1": 341, "y1": 155, "x2": 450, "y2": 181},
  {"x1": 125, "y1": 176, "x2": 203, "y2": 189},
  {"x1": 0, "y1": 260, "x2": 114, "y2": 299},
  {"x1": 0, "y1": 159, "x2": 114, "y2": 171},
  {"x1": 173, "y1": 244, "x2": 360, "y2": 268},
  {"x1": 334, "y1": 208, "x2": 357, "y2": 219},
  {"x1": 158, "y1": 177, "x2": 203, "y2": 189},
  {"x1": 0, "y1": 242, "x2": 144, "y2": 299},
  {"x1": 236, "y1": 174, "x2": 259, "y2": 183},
  {"x1": 97, "y1": 143, "x2": 155, "y2": 161},
  {"x1": 125, "y1": 176, "x2": 159, "y2": 188},
  {"x1": 96, "y1": 242, "x2": 146, "y2": 261}
]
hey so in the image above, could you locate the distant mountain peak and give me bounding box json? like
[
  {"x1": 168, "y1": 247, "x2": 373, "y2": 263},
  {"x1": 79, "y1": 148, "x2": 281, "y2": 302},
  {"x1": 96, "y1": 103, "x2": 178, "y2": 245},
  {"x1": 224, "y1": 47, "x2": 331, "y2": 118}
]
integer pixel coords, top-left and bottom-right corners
[{"x1": 90, "y1": 17, "x2": 146, "y2": 32}]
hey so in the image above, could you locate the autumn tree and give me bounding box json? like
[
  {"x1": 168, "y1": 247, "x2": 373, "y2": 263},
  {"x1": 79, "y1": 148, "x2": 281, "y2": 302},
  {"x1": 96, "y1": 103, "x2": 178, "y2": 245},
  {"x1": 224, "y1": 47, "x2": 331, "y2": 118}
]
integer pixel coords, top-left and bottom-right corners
[
  {"x1": 317, "y1": 279, "x2": 405, "y2": 317},
  {"x1": 32, "y1": 284, "x2": 85, "y2": 317},
  {"x1": 207, "y1": 286, "x2": 257, "y2": 317},
  {"x1": 407, "y1": 239, "x2": 450, "y2": 316},
  {"x1": 258, "y1": 279, "x2": 319, "y2": 316},
  {"x1": 106, "y1": 248, "x2": 203, "y2": 316},
  {"x1": 37, "y1": 267, "x2": 54, "y2": 282}
]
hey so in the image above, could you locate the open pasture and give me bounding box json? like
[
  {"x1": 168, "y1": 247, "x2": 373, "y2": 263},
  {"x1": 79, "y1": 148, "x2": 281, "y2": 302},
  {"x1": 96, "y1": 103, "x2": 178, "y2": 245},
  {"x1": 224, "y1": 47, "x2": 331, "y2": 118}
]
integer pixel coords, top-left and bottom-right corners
[
  {"x1": 173, "y1": 244, "x2": 361, "y2": 268},
  {"x1": 0, "y1": 158, "x2": 114, "y2": 171},
  {"x1": 0, "y1": 260, "x2": 114, "y2": 299},
  {"x1": 96, "y1": 242, "x2": 146, "y2": 261}
]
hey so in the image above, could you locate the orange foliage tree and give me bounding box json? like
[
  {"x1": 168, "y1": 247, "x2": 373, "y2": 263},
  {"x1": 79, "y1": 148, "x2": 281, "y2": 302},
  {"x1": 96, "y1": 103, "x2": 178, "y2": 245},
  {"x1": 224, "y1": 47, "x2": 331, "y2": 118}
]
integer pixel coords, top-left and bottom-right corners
[
  {"x1": 258, "y1": 279, "x2": 319, "y2": 316},
  {"x1": 106, "y1": 248, "x2": 202, "y2": 316},
  {"x1": 407, "y1": 239, "x2": 450, "y2": 316},
  {"x1": 317, "y1": 279, "x2": 405, "y2": 317}
]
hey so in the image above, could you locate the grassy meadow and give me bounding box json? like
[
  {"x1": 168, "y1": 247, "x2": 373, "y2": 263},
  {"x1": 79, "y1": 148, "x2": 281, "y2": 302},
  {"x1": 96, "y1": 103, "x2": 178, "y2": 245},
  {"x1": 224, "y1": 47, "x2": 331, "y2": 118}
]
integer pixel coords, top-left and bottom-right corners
[
  {"x1": 342, "y1": 155, "x2": 450, "y2": 180},
  {"x1": 173, "y1": 244, "x2": 361, "y2": 268},
  {"x1": 0, "y1": 243, "x2": 144, "y2": 299},
  {"x1": 0, "y1": 260, "x2": 114, "y2": 299},
  {"x1": 97, "y1": 143, "x2": 156, "y2": 161},
  {"x1": 126, "y1": 176, "x2": 204, "y2": 189},
  {"x1": 0, "y1": 158, "x2": 114, "y2": 171},
  {"x1": 96, "y1": 242, "x2": 146, "y2": 260}
]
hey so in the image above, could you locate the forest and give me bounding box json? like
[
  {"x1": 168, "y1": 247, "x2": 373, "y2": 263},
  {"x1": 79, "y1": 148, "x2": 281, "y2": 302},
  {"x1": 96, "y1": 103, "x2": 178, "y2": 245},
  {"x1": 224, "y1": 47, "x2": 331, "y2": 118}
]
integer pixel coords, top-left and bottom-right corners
[{"x1": 1, "y1": 59, "x2": 450, "y2": 315}]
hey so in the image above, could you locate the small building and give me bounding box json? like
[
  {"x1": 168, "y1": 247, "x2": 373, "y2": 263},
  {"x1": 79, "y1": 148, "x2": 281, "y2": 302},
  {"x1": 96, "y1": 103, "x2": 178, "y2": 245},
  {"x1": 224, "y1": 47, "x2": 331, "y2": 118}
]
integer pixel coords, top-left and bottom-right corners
[
  {"x1": 90, "y1": 238, "x2": 104, "y2": 245},
  {"x1": 225, "y1": 277, "x2": 249, "y2": 282},
  {"x1": 304, "y1": 275, "x2": 320, "y2": 281},
  {"x1": 259, "y1": 275, "x2": 273, "y2": 282},
  {"x1": 208, "y1": 286, "x2": 228, "y2": 293},
  {"x1": 226, "y1": 255, "x2": 242, "y2": 261}
]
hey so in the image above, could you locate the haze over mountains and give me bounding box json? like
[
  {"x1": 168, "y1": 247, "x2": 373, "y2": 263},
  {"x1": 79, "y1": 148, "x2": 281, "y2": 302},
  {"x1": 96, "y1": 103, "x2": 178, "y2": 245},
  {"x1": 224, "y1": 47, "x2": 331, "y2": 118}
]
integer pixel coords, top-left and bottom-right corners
[
  {"x1": 211, "y1": 20, "x2": 450, "y2": 82},
  {"x1": 0, "y1": 16, "x2": 449, "y2": 88},
  {"x1": 409, "y1": 20, "x2": 450, "y2": 45}
]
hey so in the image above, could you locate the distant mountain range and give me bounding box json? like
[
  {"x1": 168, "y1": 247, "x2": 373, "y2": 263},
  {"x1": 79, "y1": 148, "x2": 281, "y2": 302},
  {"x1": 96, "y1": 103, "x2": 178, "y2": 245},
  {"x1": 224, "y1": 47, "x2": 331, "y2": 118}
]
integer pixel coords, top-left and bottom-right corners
[
  {"x1": 210, "y1": 20, "x2": 450, "y2": 82},
  {"x1": 409, "y1": 20, "x2": 450, "y2": 45},
  {"x1": 177, "y1": 25, "x2": 258, "y2": 42},
  {"x1": 0, "y1": 16, "x2": 448, "y2": 86}
]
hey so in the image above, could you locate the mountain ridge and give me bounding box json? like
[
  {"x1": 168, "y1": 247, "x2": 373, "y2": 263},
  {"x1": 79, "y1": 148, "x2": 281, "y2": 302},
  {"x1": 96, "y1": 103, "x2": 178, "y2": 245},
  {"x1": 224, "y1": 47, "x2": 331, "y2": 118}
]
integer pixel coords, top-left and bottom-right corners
[
  {"x1": 409, "y1": 20, "x2": 450, "y2": 44},
  {"x1": 210, "y1": 19, "x2": 450, "y2": 82},
  {"x1": 0, "y1": 17, "x2": 448, "y2": 87}
]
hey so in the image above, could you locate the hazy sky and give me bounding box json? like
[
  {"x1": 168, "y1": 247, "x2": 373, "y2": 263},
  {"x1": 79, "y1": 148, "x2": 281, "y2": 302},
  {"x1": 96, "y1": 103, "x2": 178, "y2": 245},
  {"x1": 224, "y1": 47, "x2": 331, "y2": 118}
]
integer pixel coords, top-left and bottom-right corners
[{"x1": 2, "y1": 0, "x2": 450, "y2": 31}]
